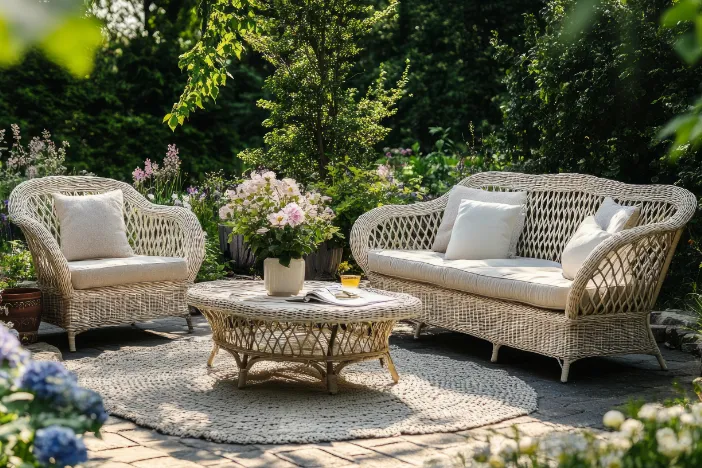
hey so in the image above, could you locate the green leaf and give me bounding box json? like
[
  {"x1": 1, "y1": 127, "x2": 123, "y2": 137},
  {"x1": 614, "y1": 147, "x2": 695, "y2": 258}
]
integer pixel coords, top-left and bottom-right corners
[
  {"x1": 168, "y1": 115, "x2": 179, "y2": 131},
  {"x1": 40, "y1": 17, "x2": 103, "y2": 77},
  {"x1": 0, "y1": 17, "x2": 24, "y2": 66},
  {"x1": 661, "y1": 0, "x2": 701, "y2": 28},
  {"x1": 162, "y1": 113, "x2": 172, "y2": 124},
  {"x1": 674, "y1": 32, "x2": 702, "y2": 64}
]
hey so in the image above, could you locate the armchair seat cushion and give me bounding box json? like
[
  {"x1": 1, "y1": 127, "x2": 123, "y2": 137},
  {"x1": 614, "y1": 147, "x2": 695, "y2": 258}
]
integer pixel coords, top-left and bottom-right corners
[
  {"x1": 68, "y1": 256, "x2": 189, "y2": 290},
  {"x1": 367, "y1": 249, "x2": 572, "y2": 310}
]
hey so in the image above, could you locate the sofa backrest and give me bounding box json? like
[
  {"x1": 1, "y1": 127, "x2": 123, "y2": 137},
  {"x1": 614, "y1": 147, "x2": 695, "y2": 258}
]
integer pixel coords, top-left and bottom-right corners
[
  {"x1": 8, "y1": 176, "x2": 179, "y2": 256},
  {"x1": 460, "y1": 172, "x2": 696, "y2": 263}
]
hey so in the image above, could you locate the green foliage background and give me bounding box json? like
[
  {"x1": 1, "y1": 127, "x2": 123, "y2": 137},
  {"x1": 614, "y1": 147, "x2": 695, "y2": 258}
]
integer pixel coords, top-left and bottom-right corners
[
  {"x1": 483, "y1": 0, "x2": 702, "y2": 305},
  {"x1": 0, "y1": 0, "x2": 540, "y2": 182}
]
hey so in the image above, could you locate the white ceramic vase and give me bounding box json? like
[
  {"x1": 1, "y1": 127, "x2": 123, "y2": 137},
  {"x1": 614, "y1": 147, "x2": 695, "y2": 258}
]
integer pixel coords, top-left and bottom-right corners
[{"x1": 263, "y1": 258, "x2": 305, "y2": 296}]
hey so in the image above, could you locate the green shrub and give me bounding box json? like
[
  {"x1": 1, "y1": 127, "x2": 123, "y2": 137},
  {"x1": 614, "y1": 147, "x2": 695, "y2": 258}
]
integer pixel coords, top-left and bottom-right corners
[
  {"x1": 0, "y1": 241, "x2": 35, "y2": 289},
  {"x1": 486, "y1": 0, "x2": 702, "y2": 306},
  {"x1": 314, "y1": 158, "x2": 424, "y2": 251}
]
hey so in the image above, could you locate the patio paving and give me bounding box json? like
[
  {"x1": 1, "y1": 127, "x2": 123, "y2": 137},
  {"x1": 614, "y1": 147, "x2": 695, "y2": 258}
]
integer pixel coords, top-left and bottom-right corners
[{"x1": 38, "y1": 313, "x2": 700, "y2": 468}]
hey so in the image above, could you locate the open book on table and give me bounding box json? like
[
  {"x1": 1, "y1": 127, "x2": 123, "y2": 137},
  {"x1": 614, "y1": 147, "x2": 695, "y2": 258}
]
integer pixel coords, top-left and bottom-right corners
[{"x1": 287, "y1": 285, "x2": 396, "y2": 307}]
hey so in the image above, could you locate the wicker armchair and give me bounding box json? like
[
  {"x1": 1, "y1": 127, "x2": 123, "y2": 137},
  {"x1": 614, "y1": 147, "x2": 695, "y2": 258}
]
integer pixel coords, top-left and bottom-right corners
[
  {"x1": 9, "y1": 176, "x2": 206, "y2": 351},
  {"x1": 351, "y1": 172, "x2": 696, "y2": 382}
]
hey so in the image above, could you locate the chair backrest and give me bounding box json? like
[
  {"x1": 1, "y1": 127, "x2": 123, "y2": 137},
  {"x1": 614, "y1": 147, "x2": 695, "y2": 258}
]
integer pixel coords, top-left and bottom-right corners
[
  {"x1": 461, "y1": 172, "x2": 696, "y2": 262},
  {"x1": 8, "y1": 176, "x2": 165, "y2": 254}
]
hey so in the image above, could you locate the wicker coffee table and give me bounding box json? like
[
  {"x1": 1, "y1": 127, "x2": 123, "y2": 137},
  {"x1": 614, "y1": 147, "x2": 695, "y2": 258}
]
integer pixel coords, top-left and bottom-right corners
[{"x1": 187, "y1": 280, "x2": 420, "y2": 394}]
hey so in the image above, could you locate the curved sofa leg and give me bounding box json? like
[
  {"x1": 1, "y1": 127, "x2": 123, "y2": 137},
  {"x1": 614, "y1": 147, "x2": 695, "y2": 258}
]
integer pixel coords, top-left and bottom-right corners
[
  {"x1": 413, "y1": 322, "x2": 424, "y2": 339},
  {"x1": 560, "y1": 359, "x2": 571, "y2": 383},
  {"x1": 186, "y1": 315, "x2": 194, "y2": 333},
  {"x1": 491, "y1": 343, "x2": 502, "y2": 363},
  {"x1": 654, "y1": 351, "x2": 668, "y2": 371},
  {"x1": 68, "y1": 331, "x2": 77, "y2": 352}
]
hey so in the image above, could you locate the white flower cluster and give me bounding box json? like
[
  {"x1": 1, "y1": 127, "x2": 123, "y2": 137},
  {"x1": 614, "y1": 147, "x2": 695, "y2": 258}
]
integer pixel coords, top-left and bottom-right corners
[
  {"x1": 469, "y1": 403, "x2": 702, "y2": 468},
  {"x1": 219, "y1": 171, "x2": 334, "y2": 229}
]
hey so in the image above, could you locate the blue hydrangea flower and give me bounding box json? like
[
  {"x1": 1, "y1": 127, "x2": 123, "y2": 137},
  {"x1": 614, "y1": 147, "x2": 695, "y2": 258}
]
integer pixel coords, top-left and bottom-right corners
[
  {"x1": 0, "y1": 326, "x2": 30, "y2": 368},
  {"x1": 34, "y1": 426, "x2": 87, "y2": 467},
  {"x1": 19, "y1": 361, "x2": 77, "y2": 402},
  {"x1": 71, "y1": 386, "x2": 108, "y2": 424}
]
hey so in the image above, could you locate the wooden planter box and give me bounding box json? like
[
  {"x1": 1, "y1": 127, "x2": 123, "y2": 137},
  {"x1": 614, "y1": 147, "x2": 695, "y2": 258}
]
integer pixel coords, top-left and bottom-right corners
[{"x1": 217, "y1": 224, "x2": 343, "y2": 280}]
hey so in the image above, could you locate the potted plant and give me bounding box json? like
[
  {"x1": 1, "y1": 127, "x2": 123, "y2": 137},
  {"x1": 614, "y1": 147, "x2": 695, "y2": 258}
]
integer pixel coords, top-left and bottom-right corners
[
  {"x1": 0, "y1": 240, "x2": 41, "y2": 344},
  {"x1": 220, "y1": 171, "x2": 340, "y2": 296}
]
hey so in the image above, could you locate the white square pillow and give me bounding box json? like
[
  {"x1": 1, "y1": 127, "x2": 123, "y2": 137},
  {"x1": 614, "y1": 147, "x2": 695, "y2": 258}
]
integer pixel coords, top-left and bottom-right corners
[
  {"x1": 444, "y1": 199, "x2": 525, "y2": 260},
  {"x1": 561, "y1": 216, "x2": 613, "y2": 280},
  {"x1": 432, "y1": 186, "x2": 527, "y2": 255},
  {"x1": 53, "y1": 190, "x2": 134, "y2": 261},
  {"x1": 594, "y1": 197, "x2": 640, "y2": 233}
]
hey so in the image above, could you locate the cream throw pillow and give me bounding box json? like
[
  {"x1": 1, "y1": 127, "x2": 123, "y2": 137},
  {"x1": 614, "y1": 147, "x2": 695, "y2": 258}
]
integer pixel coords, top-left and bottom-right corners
[
  {"x1": 444, "y1": 199, "x2": 525, "y2": 260},
  {"x1": 53, "y1": 190, "x2": 134, "y2": 261},
  {"x1": 594, "y1": 197, "x2": 640, "y2": 233},
  {"x1": 432, "y1": 186, "x2": 527, "y2": 256},
  {"x1": 561, "y1": 216, "x2": 613, "y2": 280}
]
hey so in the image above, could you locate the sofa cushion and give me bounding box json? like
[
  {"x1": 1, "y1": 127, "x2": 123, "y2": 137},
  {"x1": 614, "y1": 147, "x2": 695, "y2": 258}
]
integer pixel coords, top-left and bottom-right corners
[
  {"x1": 561, "y1": 216, "x2": 614, "y2": 280},
  {"x1": 445, "y1": 199, "x2": 525, "y2": 260},
  {"x1": 594, "y1": 197, "x2": 640, "y2": 233},
  {"x1": 432, "y1": 186, "x2": 527, "y2": 254},
  {"x1": 68, "y1": 256, "x2": 189, "y2": 290},
  {"x1": 53, "y1": 190, "x2": 134, "y2": 261},
  {"x1": 367, "y1": 249, "x2": 571, "y2": 310}
]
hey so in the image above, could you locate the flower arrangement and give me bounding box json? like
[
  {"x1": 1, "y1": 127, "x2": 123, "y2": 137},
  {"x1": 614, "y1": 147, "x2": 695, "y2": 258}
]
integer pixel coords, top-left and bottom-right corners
[
  {"x1": 0, "y1": 326, "x2": 107, "y2": 467},
  {"x1": 219, "y1": 171, "x2": 340, "y2": 267},
  {"x1": 462, "y1": 402, "x2": 702, "y2": 468}
]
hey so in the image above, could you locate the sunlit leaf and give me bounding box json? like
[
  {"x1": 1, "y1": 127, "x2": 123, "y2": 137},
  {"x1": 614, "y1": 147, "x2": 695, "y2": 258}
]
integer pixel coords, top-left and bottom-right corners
[
  {"x1": 40, "y1": 17, "x2": 103, "y2": 77},
  {"x1": 661, "y1": 0, "x2": 701, "y2": 28},
  {"x1": 0, "y1": 17, "x2": 23, "y2": 66}
]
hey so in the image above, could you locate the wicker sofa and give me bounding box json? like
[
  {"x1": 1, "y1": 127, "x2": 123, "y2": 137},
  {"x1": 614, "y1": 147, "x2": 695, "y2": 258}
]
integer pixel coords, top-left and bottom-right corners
[
  {"x1": 351, "y1": 172, "x2": 696, "y2": 382},
  {"x1": 9, "y1": 176, "x2": 206, "y2": 351}
]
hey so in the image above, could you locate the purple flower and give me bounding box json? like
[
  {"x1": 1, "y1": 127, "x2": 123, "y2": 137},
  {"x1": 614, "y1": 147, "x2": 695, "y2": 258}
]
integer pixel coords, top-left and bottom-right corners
[
  {"x1": 187, "y1": 186, "x2": 199, "y2": 195},
  {"x1": 144, "y1": 159, "x2": 155, "y2": 177},
  {"x1": 385, "y1": 152, "x2": 392, "y2": 157},
  {"x1": 19, "y1": 361, "x2": 77, "y2": 402},
  {"x1": 0, "y1": 326, "x2": 30, "y2": 368},
  {"x1": 34, "y1": 426, "x2": 88, "y2": 467},
  {"x1": 71, "y1": 386, "x2": 108, "y2": 424},
  {"x1": 132, "y1": 167, "x2": 146, "y2": 182}
]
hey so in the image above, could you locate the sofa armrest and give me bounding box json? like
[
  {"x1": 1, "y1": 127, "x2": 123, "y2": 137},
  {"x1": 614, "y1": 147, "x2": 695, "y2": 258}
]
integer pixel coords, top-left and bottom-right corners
[
  {"x1": 565, "y1": 224, "x2": 682, "y2": 320},
  {"x1": 10, "y1": 214, "x2": 74, "y2": 297},
  {"x1": 127, "y1": 202, "x2": 206, "y2": 282},
  {"x1": 350, "y1": 197, "x2": 447, "y2": 274}
]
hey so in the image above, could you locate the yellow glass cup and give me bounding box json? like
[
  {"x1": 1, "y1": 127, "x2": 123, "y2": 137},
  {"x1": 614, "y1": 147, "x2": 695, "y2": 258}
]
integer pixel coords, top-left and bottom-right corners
[{"x1": 339, "y1": 275, "x2": 361, "y2": 288}]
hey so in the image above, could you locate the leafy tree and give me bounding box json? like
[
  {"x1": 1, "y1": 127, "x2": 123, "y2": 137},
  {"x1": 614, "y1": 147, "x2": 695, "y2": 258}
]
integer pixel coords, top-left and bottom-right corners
[
  {"x1": 488, "y1": 0, "x2": 702, "y2": 183},
  {"x1": 486, "y1": 0, "x2": 702, "y2": 305},
  {"x1": 169, "y1": 0, "x2": 410, "y2": 183},
  {"x1": 0, "y1": 0, "x2": 268, "y2": 181},
  {"x1": 357, "y1": 0, "x2": 542, "y2": 150}
]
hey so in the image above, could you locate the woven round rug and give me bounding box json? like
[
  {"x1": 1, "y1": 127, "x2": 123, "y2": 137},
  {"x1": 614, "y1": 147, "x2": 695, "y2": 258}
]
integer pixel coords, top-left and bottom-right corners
[{"x1": 65, "y1": 337, "x2": 537, "y2": 444}]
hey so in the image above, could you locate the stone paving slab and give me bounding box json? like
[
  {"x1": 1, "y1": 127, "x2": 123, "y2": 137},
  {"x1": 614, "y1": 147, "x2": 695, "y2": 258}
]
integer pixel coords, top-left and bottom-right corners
[{"x1": 36, "y1": 314, "x2": 701, "y2": 467}]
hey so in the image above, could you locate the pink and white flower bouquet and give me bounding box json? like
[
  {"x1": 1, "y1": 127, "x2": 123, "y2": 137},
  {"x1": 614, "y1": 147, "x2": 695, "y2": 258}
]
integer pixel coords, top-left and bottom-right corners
[{"x1": 219, "y1": 171, "x2": 340, "y2": 267}]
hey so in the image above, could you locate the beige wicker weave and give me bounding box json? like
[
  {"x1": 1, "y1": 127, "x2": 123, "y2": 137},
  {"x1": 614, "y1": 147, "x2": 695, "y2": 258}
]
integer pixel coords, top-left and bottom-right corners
[
  {"x1": 8, "y1": 176, "x2": 206, "y2": 352},
  {"x1": 350, "y1": 172, "x2": 697, "y2": 382},
  {"x1": 187, "y1": 280, "x2": 421, "y2": 394}
]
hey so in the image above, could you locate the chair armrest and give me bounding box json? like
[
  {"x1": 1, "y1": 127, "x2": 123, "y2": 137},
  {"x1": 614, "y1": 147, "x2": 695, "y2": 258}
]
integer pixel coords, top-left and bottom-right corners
[
  {"x1": 565, "y1": 224, "x2": 682, "y2": 320},
  {"x1": 9, "y1": 214, "x2": 74, "y2": 297},
  {"x1": 128, "y1": 203, "x2": 206, "y2": 282},
  {"x1": 350, "y1": 197, "x2": 447, "y2": 274}
]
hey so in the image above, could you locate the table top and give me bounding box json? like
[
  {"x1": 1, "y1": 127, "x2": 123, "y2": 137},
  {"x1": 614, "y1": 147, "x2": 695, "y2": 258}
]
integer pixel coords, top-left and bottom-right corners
[{"x1": 187, "y1": 280, "x2": 421, "y2": 323}]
